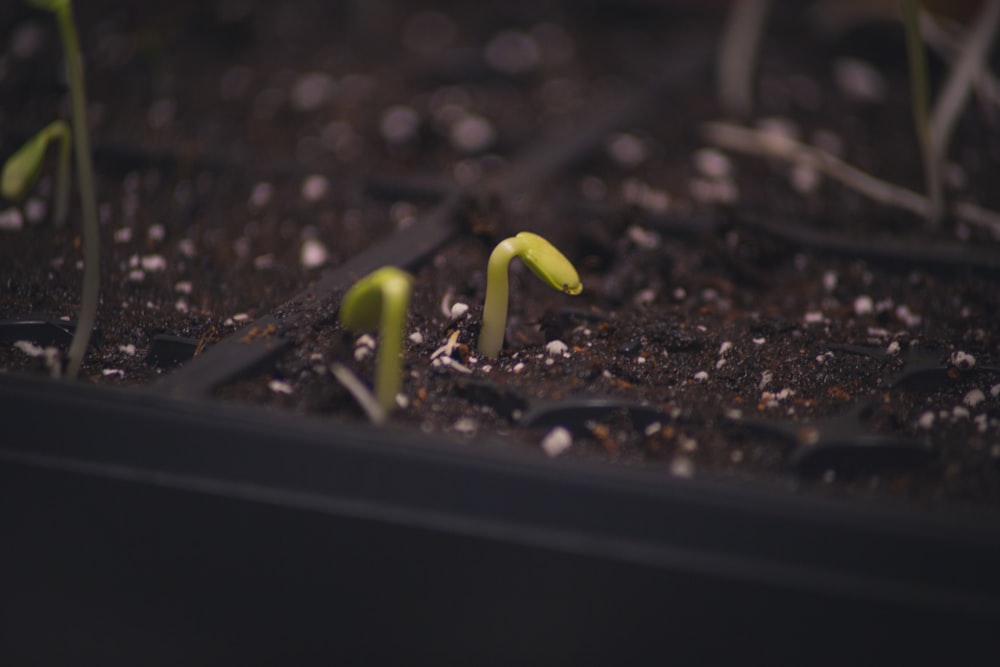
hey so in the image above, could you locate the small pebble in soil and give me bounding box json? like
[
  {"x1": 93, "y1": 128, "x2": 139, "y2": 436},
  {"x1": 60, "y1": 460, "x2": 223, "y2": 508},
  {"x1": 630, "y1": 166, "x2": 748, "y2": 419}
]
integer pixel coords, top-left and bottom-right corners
[
  {"x1": 408, "y1": 331, "x2": 424, "y2": 345},
  {"x1": 396, "y1": 394, "x2": 409, "y2": 409},
  {"x1": 918, "y1": 411, "x2": 935, "y2": 429},
  {"x1": 886, "y1": 340, "x2": 900, "y2": 355},
  {"x1": 950, "y1": 350, "x2": 976, "y2": 370},
  {"x1": 102, "y1": 369, "x2": 125, "y2": 379},
  {"x1": 147, "y1": 224, "x2": 166, "y2": 242},
  {"x1": 953, "y1": 406, "x2": 970, "y2": 420},
  {"x1": 175, "y1": 299, "x2": 189, "y2": 314},
  {"x1": 118, "y1": 344, "x2": 137, "y2": 356},
  {"x1": 965, "y1": 389, "x2": 986, "y2": 408},
  {"x1": 484, "y1": 30, "x2": 540, "y2": 75},
  {"x1": 513, "y1": 362, "x2": 526, "y2": 373},
  {"x1": 833, "y1": 58, "x2": 887, "y2": 104},
  {"x1": 541, "y1": 427, "x2": 573, "y2": 458},
  {"x1": 822, "y1": 271, "x2": 838, "y2": 292},
  {"x1": 606, "y1": 133, "x2": 648, "y2": 168},
  {"x1": 804, "y1": 311, "x2": 825, "y2": 324},
  {"x1": 300, "y1": 238, "x2": 329, "y2": 269},
  {"x1": 301, "y1": 174, "x2": 330, "y2": 202},
  {"x1": 692, "y1": 371, "x2": 709, "y2": 383},
  {"x1": 752, "y1": 337, "x2": 766, "y2": 345},
  {"x1": 991, "y1": 383, "x2": 1000, "y2": 398}
]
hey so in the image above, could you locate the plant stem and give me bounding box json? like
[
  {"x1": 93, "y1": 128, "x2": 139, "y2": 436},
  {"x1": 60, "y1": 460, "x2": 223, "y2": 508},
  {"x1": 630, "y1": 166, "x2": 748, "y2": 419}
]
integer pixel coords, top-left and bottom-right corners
[
  {"x1": 375, "y1": 277, "x2": 410, "y2": 415},
  {"x1": 717, "y1": 0, "x2": 771, "y2": 116},
  {"x1": 55, "y1": 0, "x2": 100, "y2": 380},
  {"x1": 477, "y1": 237, "x2": 521, "y2": 358},
  {"x1": 902, "y1": 0, "x2": 943, "y2": 227}
]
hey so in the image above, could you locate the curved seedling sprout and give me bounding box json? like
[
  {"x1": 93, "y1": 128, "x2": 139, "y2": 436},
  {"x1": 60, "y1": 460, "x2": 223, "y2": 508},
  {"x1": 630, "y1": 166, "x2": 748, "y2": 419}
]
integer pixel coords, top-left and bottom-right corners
[
  {"x1": 339, "y1": 266, "x2": 413, "y2": 419},
  {"x1": 2, "y1": 120, "x2": 71, "y2": 226},
  {"x1": 477, "y1": 231, "x2": 582, "y2": 358}
]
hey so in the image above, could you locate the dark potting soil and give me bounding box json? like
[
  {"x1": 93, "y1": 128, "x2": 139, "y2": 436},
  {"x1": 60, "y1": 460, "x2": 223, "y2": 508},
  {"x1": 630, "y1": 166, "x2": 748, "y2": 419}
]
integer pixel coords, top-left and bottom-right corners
[{"x1": 1, "y1": 1, "x2": 999, "y2": 511}]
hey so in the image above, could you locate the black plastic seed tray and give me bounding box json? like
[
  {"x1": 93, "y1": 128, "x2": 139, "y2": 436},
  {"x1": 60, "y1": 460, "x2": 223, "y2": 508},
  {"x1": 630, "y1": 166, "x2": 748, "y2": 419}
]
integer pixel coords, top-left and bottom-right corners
[{"x1": 2, "y1": 371, "x2": 998, "y2": 665}]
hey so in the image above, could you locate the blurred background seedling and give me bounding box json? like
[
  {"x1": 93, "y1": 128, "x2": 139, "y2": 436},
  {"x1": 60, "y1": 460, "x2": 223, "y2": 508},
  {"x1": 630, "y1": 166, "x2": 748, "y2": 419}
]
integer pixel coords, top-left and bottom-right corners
[{"x1": 1, "y1": 120, "x2": 71, "y2": 226}]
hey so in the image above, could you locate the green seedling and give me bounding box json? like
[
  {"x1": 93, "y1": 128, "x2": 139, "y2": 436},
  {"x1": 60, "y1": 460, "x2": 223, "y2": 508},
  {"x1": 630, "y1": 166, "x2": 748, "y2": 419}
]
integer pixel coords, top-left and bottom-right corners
[
  {"x1": 477, "y1": 231, "x2": 582, "y2": 358},
  {"x1": 2, "y1": 119, "x2": 71, "y2": 225},
  {"x1": 339, "y1": 266, "x2": 414, "y2": 419},
  {"x1": 3, "y1": 0, "x2": 101, "y2": 380}
]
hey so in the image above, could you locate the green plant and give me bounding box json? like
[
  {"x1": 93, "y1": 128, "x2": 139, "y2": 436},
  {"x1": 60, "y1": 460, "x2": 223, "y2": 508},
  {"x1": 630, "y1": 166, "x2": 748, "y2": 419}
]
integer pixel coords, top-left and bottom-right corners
[
  {"x1": 476, "y1": 231, "x2": 582, "y2": 358},
  {"x1": 1, "y1": 119, "x2": 71, "y2": 225},
  {"x1": 339, "y1": 266, "x2": 414, "y2": 419},
  {"x1": 2, "y1": 0, "x2": 101, "y2": 380}
]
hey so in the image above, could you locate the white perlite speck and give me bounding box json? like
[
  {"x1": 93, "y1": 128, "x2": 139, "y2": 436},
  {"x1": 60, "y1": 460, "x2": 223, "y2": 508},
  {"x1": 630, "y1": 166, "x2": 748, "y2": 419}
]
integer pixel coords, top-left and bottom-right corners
[
  {"x1": 449, "y1": 302, "x2": 469, "y2": 319},
  {"x1": 449, "y1": 114, "x2": 496, "y2": 154},
  {"x1": 917, "y1": 411, "x2": 935, "y2": 429},
  {"x1": 452, "y1": 417, "x2": 478, "y2": 435},
  {"x1": 853, "y1": 295, "x2": 874, "y2": 315},
  {"x1": 301, "y1": 174, "x2": 330, "y2": 202},
  {"x1": 268, "y1": 379, "x2": 294, "y2": 395},
  {"x1": 669, "y1": 457, "x2": 695, "y2": 479},
  {"x1": 950, "y1": 351, "x2": 976, "y2": 370},
  {"x1": 991, "y1": 384, "x2": 1000, "y2": 398},
  {"x1": 354, "y1": 334, "x2": 376, "y2": 361},
  {"x1": 965, "y1": 389, "x2": 986, "y2": 408},
  {"x1": 408, "y1": 331, "x2": 424, "y2": 345},
  {"x1": 692, "y1": 371, "x2": 709, "y2": 383},
  {"x1": 0, "y1": 208, "x2": 25, "y2": 231},
  {"x1": 13, "y1": 340, "x2": 45, "y2": 357},
  {"x1": 300, "y1": 238, "x2": 329, "y2": 269},
  {"x1": 545, "y1": 340, "x2": 569, "y2": 357},
  {"x1": 541, "y1": 427, "x2": 573, "y2": 458},
  {"x1": 886, "y1": 341, "x2": 900, "y2": 355},
  {"x1": 141, "y1": 255, "x2": 167, "y2": 272}
]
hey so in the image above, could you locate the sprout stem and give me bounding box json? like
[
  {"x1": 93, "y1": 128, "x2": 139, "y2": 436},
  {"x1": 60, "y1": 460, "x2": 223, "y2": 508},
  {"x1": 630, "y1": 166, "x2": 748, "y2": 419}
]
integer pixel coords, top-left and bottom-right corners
[
  {"x1": 477, "y1": 232, "x2": 582, "y2": 358},
  {"x1": 54, "y1": 0, "x2": 100, "y2": 380}
]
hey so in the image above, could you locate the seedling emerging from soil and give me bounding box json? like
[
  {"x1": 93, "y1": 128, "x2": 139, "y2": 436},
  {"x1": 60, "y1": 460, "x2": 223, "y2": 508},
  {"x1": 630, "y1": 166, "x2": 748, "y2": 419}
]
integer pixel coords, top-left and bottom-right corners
[
  {"x1": 1, "y1": 120, "x2": 71, "y2": 225},
  {"x1": 339, "y1": 266, "x2": 413, "y2": 418},
  {"x1": 477, "y1": 232, "x2": 582, "y2": 358},
  {"x1": 13, "y1": 0, "x2": 101, "y2": 380}
]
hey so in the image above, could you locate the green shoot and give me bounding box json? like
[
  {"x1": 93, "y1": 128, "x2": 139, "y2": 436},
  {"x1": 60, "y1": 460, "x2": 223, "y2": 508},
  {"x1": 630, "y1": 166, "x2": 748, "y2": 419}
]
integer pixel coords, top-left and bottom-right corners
[
  {"x1": 477, "y1": 231, "x2": 582, "y2": 358},
  {"x1": 902, "y1": 0, "x2": 943, "y2": 227},
  {"x1": 2, "y1": 120, "x2": 71, "y2": 225},
  {"x1": 339, "y1": 266, "x2": 413, "y2": 418},
  {"x1": 18, "y1": 0, "x2": 101, "y2": 380}
]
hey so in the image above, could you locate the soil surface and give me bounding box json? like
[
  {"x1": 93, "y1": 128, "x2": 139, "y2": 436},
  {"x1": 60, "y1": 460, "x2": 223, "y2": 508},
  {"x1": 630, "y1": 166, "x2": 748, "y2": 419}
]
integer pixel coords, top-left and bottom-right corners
[{"x1": 2, "y1": 1, "x2": 999, "y2": 512}]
